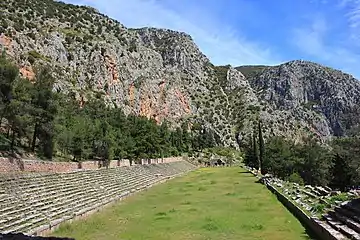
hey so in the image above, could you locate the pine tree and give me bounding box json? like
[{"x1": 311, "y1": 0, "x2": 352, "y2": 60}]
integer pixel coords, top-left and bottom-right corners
[
  {"x1": 329, "y1": 154, "x2": 349, "y2": 191},
  {"x1": 0, "y1": 53, "x2": 18, "y2": 126},
  {"x1": 252, "y1": 131, "x2": 259, "y2": 169},
  {"x1": 258, "y1": 121, "x2": 265, "y2": 174},
  {"x1": 30, "y1": 66, "x2": 57, "y2": 159}
]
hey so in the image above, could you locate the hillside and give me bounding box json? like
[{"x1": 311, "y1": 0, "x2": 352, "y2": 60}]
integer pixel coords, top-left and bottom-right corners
[
  {"x1": 0, "y1": 0, "x2": 246, "y2": 148},
  {"x1": 1, "y1": 0, "x2": 360, "y2": 151}
]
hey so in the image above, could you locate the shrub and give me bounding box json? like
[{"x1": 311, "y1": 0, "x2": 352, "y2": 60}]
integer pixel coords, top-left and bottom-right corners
[
  {"x1": 28, "y1": 55, "x2": 35, "y2": 64},
  {"x1": 28, "y1": 50, "x2": 51, "y2": 62},
  {"x1": 287, "y1": 172, "x2": 304, "y2": 185},
  {"x1": 27, "y1": 32, "x2": 36, "y2": 40},
  {"x1": 313, "y1": 203, "x2": 326, "y2": 214},
  {"x1": 28, "y1": 50, "x2": 42, "y2": 59}
]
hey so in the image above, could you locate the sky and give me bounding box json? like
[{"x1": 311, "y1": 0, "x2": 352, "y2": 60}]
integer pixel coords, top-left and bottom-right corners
[{"x1": 64, "y1": 0, "x2": 360, "y2": 78}]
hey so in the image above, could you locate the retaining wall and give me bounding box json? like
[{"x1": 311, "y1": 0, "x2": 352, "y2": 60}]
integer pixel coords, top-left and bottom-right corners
[
  {"x1": 140, "y1": 157, "x2": 183, "y2": 165},
  {"x1": 0, "y1": 157, "x2": 183, "y2": 173}
]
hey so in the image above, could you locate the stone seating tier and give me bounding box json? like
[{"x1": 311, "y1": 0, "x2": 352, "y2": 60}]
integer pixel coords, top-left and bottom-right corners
[
  {"x1": 318, "y1": 199, "x2": 360, "y2": 239},
  {"x1": 0, "y1": 161, "x2": 195, "y2": 235}
]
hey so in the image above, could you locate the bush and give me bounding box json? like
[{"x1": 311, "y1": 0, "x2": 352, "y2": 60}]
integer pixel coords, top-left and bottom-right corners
[
  {"x1": 287, "y1": 172, "x2": 304, "y2": 185},
  {"x1": 28, "y1": 50, "x2": 43, "y2": 59},
  {"x1": 313, "y1": 203, "x2": 326, "y2": 214},
  {"x1": 27, "y1": 32, "x2": 36, "y2": 40},
  {"x1": 28, "y1": 50, "x2": 51, "y2": 62},
  {"x1": 28, "y1": 55, "x2": 35, "y2": 64},
  {"x1": 327, "y1": 193, "x2": 351, "y2": 205}
]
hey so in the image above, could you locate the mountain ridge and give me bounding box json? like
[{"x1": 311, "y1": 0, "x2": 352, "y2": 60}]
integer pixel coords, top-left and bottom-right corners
[{"x1": 1, "y1": 0, "x2": 360, "y2": 148}]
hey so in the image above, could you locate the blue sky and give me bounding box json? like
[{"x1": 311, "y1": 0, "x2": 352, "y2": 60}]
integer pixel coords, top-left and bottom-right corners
[{"x1": 64, "y1": 0, "x2": 360, "y2": 77}]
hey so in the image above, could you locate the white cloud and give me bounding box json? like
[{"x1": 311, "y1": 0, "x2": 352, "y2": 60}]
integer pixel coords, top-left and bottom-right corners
[
  {"x1": 64, "y1": 0, "x2": 280, "y2": 66},
  {"x1": 339, "y1": 0, "x2": 360, "y2": 42},
  {"x1": 293, "y1": 17, "x2": 330, "y2": 58},
  {"x1": 341, "y1": 0, "x2": 360, "y2": 26},
  {"x1": 292, "y1": 15, "x2": 360, "y2": 77}
]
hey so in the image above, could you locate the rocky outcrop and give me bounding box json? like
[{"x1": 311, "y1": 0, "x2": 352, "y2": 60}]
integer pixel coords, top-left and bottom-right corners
[
  {"x1": 19, "y1": 65, "x2": 35, "y2": 81},
  {"x1": 248, "y1": 60, "x2": 360, "y2": 140}
]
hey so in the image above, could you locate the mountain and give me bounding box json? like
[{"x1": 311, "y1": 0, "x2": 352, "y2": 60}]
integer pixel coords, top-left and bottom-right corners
[
  {"x1": 1, "y1": 0, "x2": 360, "y2": 148},
  {"x1": 244, "y1": 60, "x2": 360, "y2": 142}
]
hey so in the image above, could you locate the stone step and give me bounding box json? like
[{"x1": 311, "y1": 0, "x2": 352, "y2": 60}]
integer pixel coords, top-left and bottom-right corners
[
  {"x1": 313, "y1": 219, "x2": 348, "y2": 240},
  {"x1": 324, "y1": 214, "x2": 360, "y2": 240},
  {"x1": 343, "y1": 202, "x2": 360, "y2": 217},
  {"x1": 0, "y1": 213, "x2": 44, "y2": 232},
  {"x1": 0, "y1": 206, "x2": 32, "y2": 219},
  {"x1": 0, "y1": 161, "x2": 195, "y2": 235},
  {"x1": 331, "y1": 210, "x2": 360, "y2": 235},
  {"x1": 336, "y1": 206, "x2": 360, "y2": 226},
  {"x1": 2, "y1": 216, "x2": 47, "y2": 234}
]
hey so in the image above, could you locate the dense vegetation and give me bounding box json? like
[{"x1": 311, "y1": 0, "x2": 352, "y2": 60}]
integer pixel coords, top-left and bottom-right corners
[
  {"x1": 0, "y1": 53, "x2": 217, "y2": 163},
  {"x1": 245, "y1": 122, "x2": 360, "y2": 191}
]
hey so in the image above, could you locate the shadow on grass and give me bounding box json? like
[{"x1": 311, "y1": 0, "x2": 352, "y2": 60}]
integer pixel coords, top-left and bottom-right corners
[{"x1": 1, "y1": 233, "x2": 75, "y2": 240}]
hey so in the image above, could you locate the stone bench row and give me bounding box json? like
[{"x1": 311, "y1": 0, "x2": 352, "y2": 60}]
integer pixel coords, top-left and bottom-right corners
[
  {"x1": 2, "y1": 177, "x2": 161, "y2": 235},
  {"x1": 0, "y1": 167, "x2": 167, "y2": 191},
  {"x1": 321, "y1": 200, "x2": 360, "y2": 239},
  {"x1": 1, "y1": 179, "x2": 156, "y2": 233},
  {"x1": 0, "y1": 161, "x2": 195, "y2": 235},
  {"x1": 0, "y1": 166, "x2": 182, "y2": 188},
  {"x1": 0, "y1": 173, "x2": 158, "y2": 217}
]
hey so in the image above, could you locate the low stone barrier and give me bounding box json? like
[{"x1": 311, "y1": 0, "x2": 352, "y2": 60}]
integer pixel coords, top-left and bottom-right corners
[
  {"x1": 0, "y1": 157, "x2": 183, "y2": 173},
  {"x1": 140, "y1": 157, "x2": 183, "y2": 165}
]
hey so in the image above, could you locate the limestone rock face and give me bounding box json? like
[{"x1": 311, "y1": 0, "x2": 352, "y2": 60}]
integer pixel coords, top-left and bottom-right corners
[
  {"x1": 2, "y1": 0, "x2": 360, "y2": 147},
  {"x1": 225, "y1": 67, "x2": 246, "y2": 91},
  {"x1": 243, "y1": 60, "x2": 360, "y2": 142}
]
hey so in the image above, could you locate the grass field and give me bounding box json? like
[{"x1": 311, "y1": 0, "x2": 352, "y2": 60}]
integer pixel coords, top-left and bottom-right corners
[{"x1": 51, "y1": 168, "x2": 312, "y2": 240}]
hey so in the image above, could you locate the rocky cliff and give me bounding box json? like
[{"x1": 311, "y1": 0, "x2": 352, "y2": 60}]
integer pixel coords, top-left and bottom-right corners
[
  {"x1": 236, "y1": 60, "x2": 360, "y2": 144},
  {"x1": 1, "y1": 0, "x2": 360, "y2": 148}
]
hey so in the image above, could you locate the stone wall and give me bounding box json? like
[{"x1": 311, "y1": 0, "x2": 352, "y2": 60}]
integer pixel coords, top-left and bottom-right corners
[
  {"x1": 140, "y1": 157, "x2": 183, "y2": 165},
  {"x1": 0, "y1": 157, "x2": 182, "y2": 173},
  {"x1": 0, "y1": 157, "x2": 24, "y2": 172}
]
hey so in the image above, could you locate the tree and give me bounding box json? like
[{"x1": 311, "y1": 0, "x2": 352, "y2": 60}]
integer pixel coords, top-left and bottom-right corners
[
  {"x1": 258, "y1": 121, "x2": 265, "y2": 174},
  {"x1": 262, "y1": 137, "x2": 302, "y2": 179},
  {"x1": 330, "y1": 153, "x2": 351, "y2": 191},
  {"x1": 0, "y1": 53, "x2": 19, "y2": 126},
  {"x1": 244, "y1": 132, "x2": 259, "y2": 169},
  {"x1": 252, "y1": 130, "x2": 259, "y2": 169},
  {"x1": 330, "y1": 137, "x2": 360, "y2": 190},
  {"x1": 30, "y1": 66, "x2": 57, "y2": 159},
  {"x1": 298, "y1": 140, "x2": 331, "y2": 186},
  {"x1": 6, "y1": 79, "x2": 34, "y2": 152},
  {"x1": 158, "y1": 120, "x2": 171, "y2": 157}
]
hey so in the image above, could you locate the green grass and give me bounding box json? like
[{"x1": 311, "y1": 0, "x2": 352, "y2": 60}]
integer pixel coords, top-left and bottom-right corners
[{"x1": 51, "y1": 168, "x2": 312, "y2": 240}]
